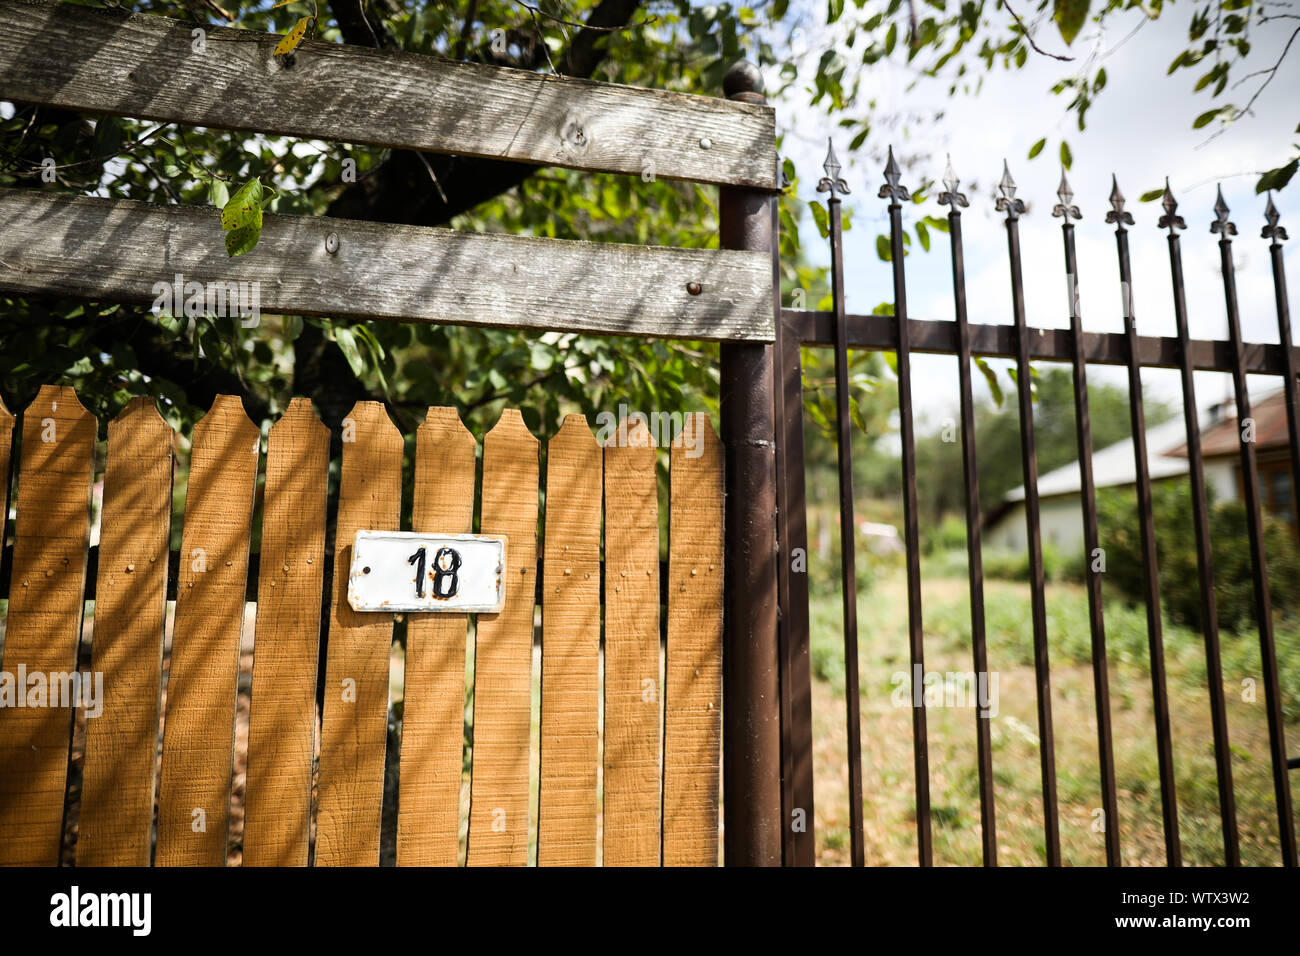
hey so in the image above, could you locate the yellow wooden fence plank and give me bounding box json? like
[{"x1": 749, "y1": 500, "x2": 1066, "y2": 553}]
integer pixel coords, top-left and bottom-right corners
[
  {"x1": 397, "y1": 407, "x2": 477, "y2": 866},
  {"x1": 243, "y1": 398, "x2": 329, "y2": 866},
  {"x1": 77, "y1": 397, "x2": 174, "y2": 866},
  {"x1": 663, "y1": 413, "x2": 724, "y2": 866},
  {"x1": 537, "y1": 415, "x2": 602, "y2": 866},
  {"x1": 0, "y1": 384, "x2": 96, "y2": 866},
  {"x1": 155, "y1": 395, "x2": 259, "y2": 866},
  {"x1": 316, "y1": 401, "x2": 403, "y2": 866},
  {"x1": 466, "y1": 409, "x2": 538, "y2": 866},
  {"x1": 601, "y1": 421, "x2": 661, "y2": 866}
]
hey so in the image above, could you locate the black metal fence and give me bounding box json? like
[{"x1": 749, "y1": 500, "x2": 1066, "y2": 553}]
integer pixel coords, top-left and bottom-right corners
[{"x1": 774, "y1": 143, "x2": 1299, "y2": 867}]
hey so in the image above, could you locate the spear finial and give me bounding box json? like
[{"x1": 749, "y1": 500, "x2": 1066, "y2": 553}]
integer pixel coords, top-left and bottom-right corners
[
  {"x1": 1052, "y1": 168, "x2": 1082, "y2": 221},
  {"x1": 816, "y1": 137, "x2": 850, "y2": 199},
  {"x1": 1104, "y1": 174, "x2": 1134, "y2": 228},
  {"x1": 1157, "y1": 177, "x2": 1185, "y2": 234},
  {"x1": 938, "y1": 153, "x2": 969, "y2": 209},
  {"x1": 878, "y1": 145, "x2": 910, "y2": 203},
  {"x1": 1211, "y1": 184, "x2": 1237, "y2": 237},
  {"x1": 995, "y1": 160, "x2": 1025, "y2": 221},
  {"x1": 1263, "y1": 192, "x2": 1288, "y2": 244}
]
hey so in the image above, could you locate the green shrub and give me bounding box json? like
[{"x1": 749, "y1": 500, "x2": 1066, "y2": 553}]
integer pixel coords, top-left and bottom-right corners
[
  {"x1": 922, "y1": 514, "x2": 968, "y2": 555},
  {"x1": 1096, "y1": 481, "x2": 1300, "y2": 631},
  {"x1": 980, "y1": 542, "x2": 1075, "y2": 584}
]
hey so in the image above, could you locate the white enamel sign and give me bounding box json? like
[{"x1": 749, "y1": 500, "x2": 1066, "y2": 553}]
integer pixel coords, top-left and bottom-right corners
[{"x1": 347, "y1": 531, "x2": 507, "y2": 613}]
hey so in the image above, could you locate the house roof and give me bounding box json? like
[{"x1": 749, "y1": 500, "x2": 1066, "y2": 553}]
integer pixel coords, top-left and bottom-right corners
[
  {"x1": 1005, "y1": 416, "x2": 1199, "y2": 503},
  {"x1": 1166, "y1": 388, "x2": 1290, "y2": 459}
]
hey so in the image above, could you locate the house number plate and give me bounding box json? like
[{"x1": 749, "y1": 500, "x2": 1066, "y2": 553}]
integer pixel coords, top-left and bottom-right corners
[{"x1": 347, "y1": 531, "x2": 507, "y2": 613}]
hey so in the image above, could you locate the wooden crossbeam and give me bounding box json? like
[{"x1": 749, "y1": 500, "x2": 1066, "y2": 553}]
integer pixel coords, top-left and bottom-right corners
[
  {"x1": 0, "y1": 0, "x2": 776, "y2": 189},
  {"x1": 0, "y1": 189, "x2": 774, "y2": 342}
]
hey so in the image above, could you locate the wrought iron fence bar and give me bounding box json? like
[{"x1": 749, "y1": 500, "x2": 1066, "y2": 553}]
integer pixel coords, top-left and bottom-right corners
[
  {"x1": 881, "y1": 149, "x2": 933, "y2": 866},
  {"x1": 1161, "y1": 183, "x2": 1239, "y2": 866},
  {"x1": 1216, "y1": 190, "x2": 1300, "y2": 867},
  {"x1": 1111, "y1": 183, "x2": 1181, "y2": 867},
  {"x1": 784, "y1": 312, "x2": 1300, "y2": 377},
  {"x1": 775, "y1": 305, "x2": 817, "y2": 867},
  {"x1": 1057, "y1": 179, "x2": 1122, "y2": 867},
  {"x1": 820, "y1": 149, "x2": 867, "y2": 868},
  {"x1": 773, "y1": 194, "x2": 817, "y2": 867},
  {"x1": 1264, "y1": 197, "x2": 1300, "y2": 864},
  {"x1": 941, "y1": 163, "x2": 997, "y2": 866},
  {"x1": 998, "y1": 163, "x2": 1061, "y2": 866}
]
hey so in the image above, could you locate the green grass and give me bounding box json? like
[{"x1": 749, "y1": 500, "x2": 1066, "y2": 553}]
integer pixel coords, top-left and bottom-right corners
[{"x1": 807, "y1": 557, "x2": 1300, "y2": 866}]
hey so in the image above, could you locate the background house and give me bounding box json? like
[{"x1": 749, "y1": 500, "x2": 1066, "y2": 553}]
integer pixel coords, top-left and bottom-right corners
[
  {"x1": 1168, "y1": 389, "x2": 1298, "y2": 530},
  {"x1": 984, "y1": 402, "x2": 1240, "y2": 555}
]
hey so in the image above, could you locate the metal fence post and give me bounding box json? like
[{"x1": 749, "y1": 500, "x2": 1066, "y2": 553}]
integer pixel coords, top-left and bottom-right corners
[{"x1": 718, "y1": 60, "x2": 783, "y2": 866}]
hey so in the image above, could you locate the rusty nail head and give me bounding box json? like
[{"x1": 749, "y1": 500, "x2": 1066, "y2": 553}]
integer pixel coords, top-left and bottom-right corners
[{"x1": 687, "y1": 281, "x2": 702, "y2": 295}]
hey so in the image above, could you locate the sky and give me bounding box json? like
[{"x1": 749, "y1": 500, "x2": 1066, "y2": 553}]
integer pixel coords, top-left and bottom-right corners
[{"x1": 767, "y1": 5, "x2": 1300, "y2": 433}]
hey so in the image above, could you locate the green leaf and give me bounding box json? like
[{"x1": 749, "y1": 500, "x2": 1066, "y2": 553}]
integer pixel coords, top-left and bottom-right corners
[
  {"x1": 1138, "y1": 188, "x2": 1165, "y2": 203},
  {"x1": 1060, "y1": 140, "x2": 1073, "y2": 169},
  {"x1": 916, "y1": 219, "x2": 930, "y2": 252},
  {"x1": 1257, "y1": 158, "x2": 1299, "y2": 194},
  {"x1": 208, "y1": 179, "x2": 229, "y2": 208},
  {"x1": 224, "y1": 223, "x2": 261, "y2": 258},
  {"x1": 221, "y1": 179, "x2": 263, "y2": 257},
  {"x1": 1193, "y1": 107, "x2": 1226, "y2": 129},
  {"x1": 333, "y1": 326, "x2": 366, "y2": 378},
  {"x1": 810, "y1": 200, "x2": 830, "y2": 239},
  {"x1": 1053, "y1": 0, "x2": 1090, "y2": 46},
  {"x1": 974, "y1": 356, "x2": 1002, "y2": 407},
  {"x1": 875, "y1": 233, "x2": 891, "y2": 262},
  {"x1": 221, "y1": 178, "x2": 263, "y2": 231},
  {"x1": 1028, "y1": 138, "x2": 1046, "y2": 160},
  {"x1": 828, "y1": 0, "x2": 844, "y2": 25}
]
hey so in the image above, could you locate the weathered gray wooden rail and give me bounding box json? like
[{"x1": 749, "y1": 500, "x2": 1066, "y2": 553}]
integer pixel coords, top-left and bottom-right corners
[
  {"x1": 0, "y1": 0, "x2": 777, "y2": 190},
  {"x1": 0, "y1": 190, "x2": 773, "y2": 341}
]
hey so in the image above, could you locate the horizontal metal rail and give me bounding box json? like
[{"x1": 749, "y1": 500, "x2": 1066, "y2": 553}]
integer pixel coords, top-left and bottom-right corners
[{"x1": 784, "y1": 308, "x2": 1298, "y2": 374}]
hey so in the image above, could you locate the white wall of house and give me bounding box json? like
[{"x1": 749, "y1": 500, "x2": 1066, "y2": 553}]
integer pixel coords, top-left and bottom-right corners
[
  {"x1": 985, "y1": 496, "x2": 1083, "y2": 556},
  {"x1": 985, "y1": 461, "x2": 1239, "y2": 557}
]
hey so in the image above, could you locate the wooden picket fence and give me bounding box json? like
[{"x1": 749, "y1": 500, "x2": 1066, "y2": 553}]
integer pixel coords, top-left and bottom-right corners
[{"x1": 0, "y1": 386, "x2": 724, "y2": 866}]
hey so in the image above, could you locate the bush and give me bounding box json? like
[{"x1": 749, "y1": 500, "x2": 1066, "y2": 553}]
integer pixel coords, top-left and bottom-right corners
[
  {"x1": 1096, "y1": 481, "x2": 1300, "y2": 631},
  {"x1": 980, "y1": 542, "x2": 1077, "y2": 584},
  {"x1": 922, "y1": 514, "x2": 968, "y2": 555}
]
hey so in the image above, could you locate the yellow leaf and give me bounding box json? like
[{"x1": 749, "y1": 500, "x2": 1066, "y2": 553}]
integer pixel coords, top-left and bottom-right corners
[
  {"x1": 273, "y1": 17, "x2": 310, "y2": 57},
  {"x1": 271, "y1": 0, "x2": 299, "y2": 7}
]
